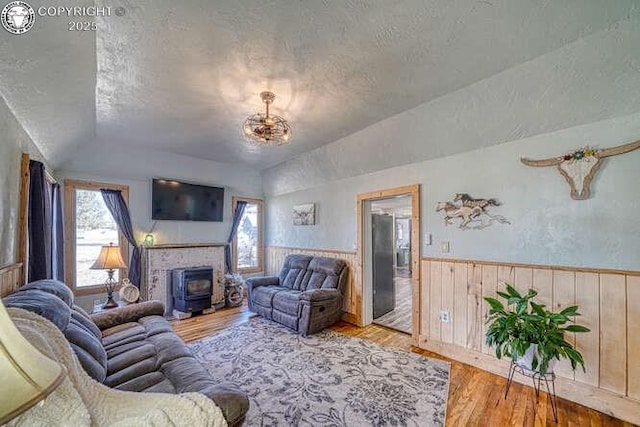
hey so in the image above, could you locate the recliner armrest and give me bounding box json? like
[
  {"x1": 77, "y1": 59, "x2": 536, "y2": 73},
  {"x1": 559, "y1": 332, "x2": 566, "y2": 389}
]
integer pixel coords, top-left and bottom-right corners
[
  {"x1": 245, "y1": 276, "x2": 279, "y2": 289},
  {"x1": 300, "y1": 289, "x2": 341, "y2": 303},
  {"x1": 90, "y1": 300, "x2": 165, "y2": 330},
  {"x1": 200, "y1": 383, "x2": 250, "y2": 427}
]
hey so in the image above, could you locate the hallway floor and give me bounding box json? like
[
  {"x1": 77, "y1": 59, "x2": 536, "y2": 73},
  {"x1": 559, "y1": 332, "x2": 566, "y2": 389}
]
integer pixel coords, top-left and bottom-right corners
[{"x1": 373, "y1": 267, "x2": 412, "y2": 333}]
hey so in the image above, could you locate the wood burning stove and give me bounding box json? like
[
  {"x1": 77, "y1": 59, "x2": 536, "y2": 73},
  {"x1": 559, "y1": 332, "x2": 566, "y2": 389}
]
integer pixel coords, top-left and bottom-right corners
[{"x1": 171, "y1": 266, "x2": 213, "y2": 313}]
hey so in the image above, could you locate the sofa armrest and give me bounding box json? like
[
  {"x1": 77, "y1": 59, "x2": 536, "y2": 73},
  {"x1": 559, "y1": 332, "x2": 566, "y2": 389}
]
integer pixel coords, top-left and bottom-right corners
[
  {"x1": 245, "y1": 276, "x2": 279, "y2": 289},
  {"x1": 200, "y1": 384, "x2": 250, "y2": 427},
  {"x1": 300, "y1": 288, "x2": 342, "y2": 303},
  {"x1": 90, "y1": 300, "x2": 165, "y2": 330}
]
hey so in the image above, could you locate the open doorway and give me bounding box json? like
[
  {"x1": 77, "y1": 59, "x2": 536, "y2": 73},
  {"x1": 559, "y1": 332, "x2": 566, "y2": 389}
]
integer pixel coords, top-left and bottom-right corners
[
  {"x1": 369, "y1": 196, "x2": 412, "y2": 333},
  {"x1": 357, "y1": 184, "x2": 420, "y2": 344}
]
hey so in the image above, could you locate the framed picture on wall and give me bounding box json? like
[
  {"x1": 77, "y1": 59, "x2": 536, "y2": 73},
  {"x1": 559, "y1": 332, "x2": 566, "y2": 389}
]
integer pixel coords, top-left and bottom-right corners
[{"x1": 293, "y1": 203, "x2": 315, "y2": 226}]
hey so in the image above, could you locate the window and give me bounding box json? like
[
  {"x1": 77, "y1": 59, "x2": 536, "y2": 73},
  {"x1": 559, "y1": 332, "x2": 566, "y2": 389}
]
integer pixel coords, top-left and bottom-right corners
[
  {"x1": 233, "y1": 197, "x2": 263, "y2": 273},
  {"x1": 64, "y1": 180, "x2": 129, "y2": 295}
]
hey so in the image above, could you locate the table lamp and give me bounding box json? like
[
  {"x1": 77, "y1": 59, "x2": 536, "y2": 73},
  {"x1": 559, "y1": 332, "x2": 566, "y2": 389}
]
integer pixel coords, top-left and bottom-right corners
[
  {"x1": 0, "y1": 299, "x2": 65, "y2": 424},
  {"x1": 90, "y1": 242, "x2": 128, "y2": 309}
]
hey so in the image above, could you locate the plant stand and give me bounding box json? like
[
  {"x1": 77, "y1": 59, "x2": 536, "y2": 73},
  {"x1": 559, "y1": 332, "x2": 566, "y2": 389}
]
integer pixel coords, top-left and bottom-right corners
[{"x1": 504, "y1": 361, "x2": 558, "y2": 422}]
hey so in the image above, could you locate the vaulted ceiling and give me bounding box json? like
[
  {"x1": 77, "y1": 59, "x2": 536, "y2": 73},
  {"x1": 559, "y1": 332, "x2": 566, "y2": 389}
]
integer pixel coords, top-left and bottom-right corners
[{"x1": 1, "y1": 0, "x2": 639, "y2": 169}]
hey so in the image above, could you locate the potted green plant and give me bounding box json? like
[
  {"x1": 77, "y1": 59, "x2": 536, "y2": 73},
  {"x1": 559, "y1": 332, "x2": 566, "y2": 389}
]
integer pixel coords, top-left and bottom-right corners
[{"x1": 484, "y1": 284, "x2": 590, "y2": 374}]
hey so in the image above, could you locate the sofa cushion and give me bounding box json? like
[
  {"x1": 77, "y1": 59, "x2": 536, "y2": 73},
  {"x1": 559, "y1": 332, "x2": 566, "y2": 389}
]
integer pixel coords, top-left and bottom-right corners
[
  {"x1": 107, "y1": 342, "x2": 157, "y2": 378},
  {"x1": 252, "y1": 286, "x2": 287, "y2": 307},
  {"x1": 3, "y1": 289, "x2": 71, "y2": 331},
  {"x1": 3, "y1": 288, "x2": 108, "y2": 383},
  {"x1": 66, "y1": 317, "x2": 108, "y2": 382},
  {"x1": 102, "y1": 322, "x2": 147, "y2": 349},
  {"x1": 147, "y1": 330, "x2": 193, "y2": 366},
  {"x1": 308, "y1": 257, "x2": 346, "y2": 276},
  {"x1": 272, "y1": 290, "x2": 302, "y2": 315},
  {"x1": 279, "y1": 255, "x2": 312, "y2": 289},
  {"x1": 252, "y1": 303, "x2": 272, "y2": 320},
  {"x1": 281, "y1": 268, "x2": 305, "y2": 289},
  {"x1": 293, "y1": 257, "x2": 346, "y2": 291},
  {"x1": 20, "y1": 279, "x2": 74, "y2": 307},
  {"x1": 272, "y1": 309, "x2": 299, "y2": 330},
  {"x1": 116, "y1": 371, "x2": 174, "y2": 393},
  {"x1": 72, "y1": 305, "x2": 102, "y2": 339}
]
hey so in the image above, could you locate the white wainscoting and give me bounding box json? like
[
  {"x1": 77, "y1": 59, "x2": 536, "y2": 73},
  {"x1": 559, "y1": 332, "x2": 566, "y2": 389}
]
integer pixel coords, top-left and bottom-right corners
[{"x1": 420, "y1": 257, "x2": 640, "y2": 424}]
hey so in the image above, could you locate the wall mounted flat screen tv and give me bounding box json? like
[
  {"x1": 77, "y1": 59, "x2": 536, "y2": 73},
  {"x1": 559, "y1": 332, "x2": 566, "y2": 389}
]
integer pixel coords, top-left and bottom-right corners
[{"x1": 152, "y1": 179, "x2": 224, "y2": 221}]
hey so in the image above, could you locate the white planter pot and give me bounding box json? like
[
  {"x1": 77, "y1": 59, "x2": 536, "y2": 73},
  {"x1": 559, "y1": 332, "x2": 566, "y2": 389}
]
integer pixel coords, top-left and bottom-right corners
[{"x1": 515, "y1": 344, "x2": 556, "y2": 373}]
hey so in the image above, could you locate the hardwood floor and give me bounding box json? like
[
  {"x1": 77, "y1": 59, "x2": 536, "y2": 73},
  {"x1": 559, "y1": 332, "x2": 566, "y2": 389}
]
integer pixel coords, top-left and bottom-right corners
[
  {"x1": 172, "y1": 304, "x2": 633, "y2": 427},
  {"x1": 373, "y1": 272, "x2": 412, "y2": 333}
]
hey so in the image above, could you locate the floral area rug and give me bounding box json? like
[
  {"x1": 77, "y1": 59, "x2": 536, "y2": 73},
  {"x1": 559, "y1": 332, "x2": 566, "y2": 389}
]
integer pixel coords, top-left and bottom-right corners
[{"x1": 189, "y1": 318, "x2": 450, "y2": 426}]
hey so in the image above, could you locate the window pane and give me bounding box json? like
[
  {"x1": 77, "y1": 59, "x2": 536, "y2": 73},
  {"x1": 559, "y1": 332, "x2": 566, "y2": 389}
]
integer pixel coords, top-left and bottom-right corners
[
  {"x1": 75, "y1": 189, "x2": 120, "y2": 287},
  {"x1": 237, "y1": 203, "x2": 259, "y2": 269}
]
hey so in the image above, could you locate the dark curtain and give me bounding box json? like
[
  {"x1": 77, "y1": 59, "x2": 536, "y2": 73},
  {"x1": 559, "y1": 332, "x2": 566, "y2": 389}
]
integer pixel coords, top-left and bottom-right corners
[
  {"x1": 100, "y1": 189, "x2": 140, "y2": 287},
  {"x1": 225, "y1": 201, "x2": 247, "y2": 273},
  {"x1": 28, "y1": 160, "x2": 51, "y2": 281},
  {"x1": 51, "y1": 182, "x2": 64, "y2": 281}
]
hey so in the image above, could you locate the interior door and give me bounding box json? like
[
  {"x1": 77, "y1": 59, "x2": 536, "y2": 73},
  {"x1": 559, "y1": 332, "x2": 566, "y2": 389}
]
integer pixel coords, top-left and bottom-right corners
[{"x1": 372, "y1": 214, "x2": 395, "y2": 318}]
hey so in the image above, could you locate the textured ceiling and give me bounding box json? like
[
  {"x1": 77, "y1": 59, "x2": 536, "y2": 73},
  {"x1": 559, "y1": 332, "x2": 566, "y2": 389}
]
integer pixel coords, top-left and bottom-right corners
[
  {"x1": 0, "y1": 0, "x2": 95, "y2": 167},
  {"x1": 1, "y1": 1, "x2": 639, "y2": 169}
]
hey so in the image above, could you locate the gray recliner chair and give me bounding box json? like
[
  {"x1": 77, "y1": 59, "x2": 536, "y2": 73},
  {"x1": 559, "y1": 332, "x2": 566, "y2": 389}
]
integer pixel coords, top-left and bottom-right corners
[{"x1": 246, "y1": 254, "x2": 348, "y2": 335}]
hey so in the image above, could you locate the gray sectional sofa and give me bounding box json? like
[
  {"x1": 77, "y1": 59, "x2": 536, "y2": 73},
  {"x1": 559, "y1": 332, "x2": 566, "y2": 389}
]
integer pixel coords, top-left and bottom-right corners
[
  {"x1": 246, "y1": 254, "x2": 348, "y2": 335},
  {"x1": 3, "y1": 279, "x2": 248, "y2": 427}
]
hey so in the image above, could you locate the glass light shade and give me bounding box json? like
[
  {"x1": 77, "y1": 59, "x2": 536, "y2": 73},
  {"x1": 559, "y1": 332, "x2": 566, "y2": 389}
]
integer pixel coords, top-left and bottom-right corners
[
  {"x1": 0, "y1": 299, "x2": 65, "y2": 424},
  {"x1": 90, "y1": 244, "x2": 127, "y2": 270}
]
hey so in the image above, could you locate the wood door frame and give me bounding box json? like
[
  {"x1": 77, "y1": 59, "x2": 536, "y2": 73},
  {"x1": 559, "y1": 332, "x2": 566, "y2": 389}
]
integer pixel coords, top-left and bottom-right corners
[
  {"x1": 63, "y1": 179, "x2": 130, "y2": 296},
  {"x1": 356, "y1": 184, "x2": 421, "y2": 345}
]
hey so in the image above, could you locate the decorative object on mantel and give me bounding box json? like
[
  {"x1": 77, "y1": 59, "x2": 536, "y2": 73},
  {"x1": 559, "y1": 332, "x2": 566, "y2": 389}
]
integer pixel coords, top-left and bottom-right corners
[
  {"x1": 243, "y1": 91, "x2": 292, "y2": 146},
  {"x1": 90, "y1": 243, "x2": 128, "y2": 309},
  {"x1": 436, "y1": 194, "x2": 509, "y2": 230},
  {"x1": 293, "y1": 203, "x2": 315, "y2": 225},
  {"x1": 521, "y1": 139, "x2": 640, "y2": 200}
]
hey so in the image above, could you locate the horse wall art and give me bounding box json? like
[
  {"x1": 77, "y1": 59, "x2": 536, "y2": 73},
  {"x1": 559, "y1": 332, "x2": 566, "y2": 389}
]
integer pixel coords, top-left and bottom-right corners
[{"x1": 436, "y1": 194, "x2": 510, "y2": 230}]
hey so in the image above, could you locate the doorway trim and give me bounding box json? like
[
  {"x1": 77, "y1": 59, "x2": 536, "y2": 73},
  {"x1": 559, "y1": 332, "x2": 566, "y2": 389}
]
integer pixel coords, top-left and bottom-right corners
[{"x1": 356, "y1": 184, "x2": 420, "y2": 345}]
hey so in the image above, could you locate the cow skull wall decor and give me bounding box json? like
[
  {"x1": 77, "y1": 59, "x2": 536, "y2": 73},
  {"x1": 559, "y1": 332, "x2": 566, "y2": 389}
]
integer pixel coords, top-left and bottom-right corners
[{"x1": 521, "y1": 139, "x2": 640, "y2": 200}]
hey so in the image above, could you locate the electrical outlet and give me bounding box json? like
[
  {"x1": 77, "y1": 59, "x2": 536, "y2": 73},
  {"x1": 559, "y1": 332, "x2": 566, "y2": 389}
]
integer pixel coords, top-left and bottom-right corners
[
  {"x1": 441, "y1": 241, "x2": 450, "y2": 253},
  {"x1": 424, "y1": 233, "x2": 432, "y2": 245},
  {"x1": 440, "y1": 310, "x2": 450, "y2": 323}
]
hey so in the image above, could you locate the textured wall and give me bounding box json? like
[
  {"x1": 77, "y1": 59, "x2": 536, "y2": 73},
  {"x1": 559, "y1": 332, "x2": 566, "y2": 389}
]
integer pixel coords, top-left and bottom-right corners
[
  {"x1": 0, "y1": 0, "x2": 96, "y2": 167},
  {"x1": 265, "y1": 113, "x2": 640, "y2": 271},
  {"x1": 262, "y1": 18, "x2": 640, "y2": 196},
  {"x1": 58, "y1": 142, "x2": 263, "y2": 246},
  {"x1": 0, "y1": 96, "x2": 49, "y2": 268}
]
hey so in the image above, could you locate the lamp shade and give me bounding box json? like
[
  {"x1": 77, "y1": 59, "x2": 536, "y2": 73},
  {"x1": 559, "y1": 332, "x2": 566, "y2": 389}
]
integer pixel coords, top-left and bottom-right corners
[
  {"x1": 0, "y1": 299, "x2": 65, "y2": 424},
  {"x1": 90, "y1": 243, "x2": 127, "y2": 270}
]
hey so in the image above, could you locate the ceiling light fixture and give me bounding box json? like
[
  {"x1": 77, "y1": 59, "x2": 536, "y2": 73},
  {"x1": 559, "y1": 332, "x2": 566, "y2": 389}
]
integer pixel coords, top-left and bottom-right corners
[{"x1": 243, "y1": 91, "x2": 291, "y2": 146}]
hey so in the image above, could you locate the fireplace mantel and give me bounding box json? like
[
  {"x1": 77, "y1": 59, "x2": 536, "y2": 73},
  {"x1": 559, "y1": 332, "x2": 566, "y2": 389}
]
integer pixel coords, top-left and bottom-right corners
[
  {"x1": 141, "y1": 243, "x2": 226, "y2": 317},
  {"x1": 143, "y1": 242, "x2": 227, "y2": 249}
]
